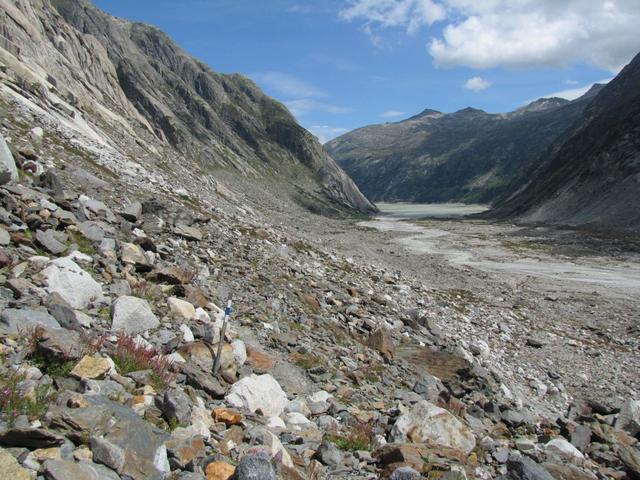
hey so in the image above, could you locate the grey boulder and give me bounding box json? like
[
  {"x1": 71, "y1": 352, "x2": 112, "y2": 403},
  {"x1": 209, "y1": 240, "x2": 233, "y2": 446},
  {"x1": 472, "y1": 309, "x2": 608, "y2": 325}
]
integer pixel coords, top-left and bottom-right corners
[{"x1": 111, "y1": 295, "x2": 159, "y2": 334}]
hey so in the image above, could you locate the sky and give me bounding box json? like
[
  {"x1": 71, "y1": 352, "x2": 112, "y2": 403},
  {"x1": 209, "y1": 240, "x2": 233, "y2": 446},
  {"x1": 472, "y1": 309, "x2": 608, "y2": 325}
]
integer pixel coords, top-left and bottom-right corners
[{"x1": 93, "y1": 0, "x2": 640, "y2": 143}]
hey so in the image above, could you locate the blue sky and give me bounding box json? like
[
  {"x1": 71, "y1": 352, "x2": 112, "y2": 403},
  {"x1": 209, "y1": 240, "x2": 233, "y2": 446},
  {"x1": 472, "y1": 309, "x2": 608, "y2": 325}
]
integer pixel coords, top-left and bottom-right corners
[{"x1": 93, "y1": 0, "x2": 640, "y2": 142}]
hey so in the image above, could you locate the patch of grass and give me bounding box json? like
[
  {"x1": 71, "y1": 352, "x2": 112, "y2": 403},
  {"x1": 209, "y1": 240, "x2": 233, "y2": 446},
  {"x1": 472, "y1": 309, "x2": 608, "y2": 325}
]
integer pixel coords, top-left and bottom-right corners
[
  {"x1": 33, "y1": 357, "x2": 75, "y2": 378},
  {"x1": 436, "y1": 289, "x2": 485, "y2": 313},
  {"x1": 289, "y1": 322, "x2": 305, "y2": 332},
  {"x1": 501, "y1": 239, "x2": 552, "y2": 255},
  {"x1": 291, "y1": 352, "x2": 322, "y2": 370},
  {"x1": 111, "y1": 333, "x2": 174, "y2": 391},
  {"x1": 165, "y1": 418, "x2": 187, "y2": 432},
  {"x1": 0, "y1": 371, "x2": 56, "y2": 426},
  {"x1": 68, "y1": 230, "x2": 96, "y2": 256},
  {"x1": 327, "y1": 421, "x2": 375, "y2": 452},
  {"x1": 27, "y1": 327, "x2": 76, "y2": 378}
]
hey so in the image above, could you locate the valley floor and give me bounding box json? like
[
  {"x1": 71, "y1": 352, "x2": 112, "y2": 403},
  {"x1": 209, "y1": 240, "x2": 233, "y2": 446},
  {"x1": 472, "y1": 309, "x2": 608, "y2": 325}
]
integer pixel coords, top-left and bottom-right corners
[{"x1": 291, "y1": 211, "x2": 640, "y2": 414}]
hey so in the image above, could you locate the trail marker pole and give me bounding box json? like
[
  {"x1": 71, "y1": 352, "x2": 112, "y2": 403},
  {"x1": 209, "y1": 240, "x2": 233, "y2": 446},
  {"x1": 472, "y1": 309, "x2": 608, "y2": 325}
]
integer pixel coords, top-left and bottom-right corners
[{"x1": 213, "y1": 297, "x2": 232, "y2": 375}]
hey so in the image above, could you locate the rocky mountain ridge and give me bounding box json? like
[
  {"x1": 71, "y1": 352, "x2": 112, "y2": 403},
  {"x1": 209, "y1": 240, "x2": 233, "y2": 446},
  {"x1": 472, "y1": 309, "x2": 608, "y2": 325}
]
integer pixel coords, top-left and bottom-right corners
[
  {"x1": 325, "y1": 87, "x2": 603, "y2": 205},
  {"x1": 0, "y1": 0, "x2": 375, "y2": 216},
  {"x1": 488, "y1": 53, "x2": 640, "y2": 232}
]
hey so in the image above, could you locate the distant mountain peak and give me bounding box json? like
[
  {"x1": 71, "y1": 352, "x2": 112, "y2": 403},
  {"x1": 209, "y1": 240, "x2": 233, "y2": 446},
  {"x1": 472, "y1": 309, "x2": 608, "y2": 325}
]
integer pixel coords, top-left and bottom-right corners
[
  {"x1": 406, "y1": 108, "x2": 442, "y2": 121},
  {"x1": 578, "y1": 83, "x2": 606, "y2": 100},
  {"x1": 452, "y1": 107, "x2": 488, "y2": 117}
]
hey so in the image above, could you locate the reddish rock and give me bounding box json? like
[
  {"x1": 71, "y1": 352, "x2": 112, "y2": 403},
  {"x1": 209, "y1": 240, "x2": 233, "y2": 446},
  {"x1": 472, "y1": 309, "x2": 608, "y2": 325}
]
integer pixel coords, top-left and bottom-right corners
[
  {"x1": 205, "y1": 461, "x2": 235, "y2": 480},
  {"x1": 212, "y1": 407, "x2": 242, "y2": 426},
  {"x1": 246, "y1": 345, "x2": 274, "y2": 371}
]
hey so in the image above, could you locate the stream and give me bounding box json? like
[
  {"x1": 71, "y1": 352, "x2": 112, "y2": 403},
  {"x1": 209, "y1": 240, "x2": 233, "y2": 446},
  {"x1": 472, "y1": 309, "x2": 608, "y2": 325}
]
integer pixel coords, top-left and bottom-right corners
[{"x1": 362, "y1": 203, "x2": 640, "y2": 293}]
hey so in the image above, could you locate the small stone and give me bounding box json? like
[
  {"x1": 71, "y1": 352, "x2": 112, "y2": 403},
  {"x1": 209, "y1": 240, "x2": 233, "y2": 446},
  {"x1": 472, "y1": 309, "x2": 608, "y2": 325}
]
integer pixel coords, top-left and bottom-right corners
[
  {"x1": 545, "y1": 438, "x2": 584, "y2": 463},
  {"x1": 162, "y1": 388, "x2": 193, "y2": 425},
  {"x1": 470, "y1": 340, "x2": 490, "y2": 359},
  {"x1": 31, "y1": 447, "x2": 62, "y2": 463},
  {"x1": 617, "y1": 399, "x2": 640, "y2": 436},
  {"x1": 0, "y1": 428, "x2": 65, "y2": 448},
  {"x1": 233, "y1": 453, "x2": 276, "y2": 480},
  {"x1": 0, "y1": 227, "x2": 11, "y2": 246},
  {"x1": 67, "y1": 394, "x2": 89, "y2": 409},
  {"x1": 91, "y1": 436, "x2": 126, "y2": 473},
  {"x1": 180, "y1": 324, "x2": 195, "y2": 342},
  {"x1": 111, "y1": 295, "x2": 159, "y2": 334},
  {"x1": 70, "y1": 356, "x2": 114, "y2": 380},
  {"x1": 619, "y1": 446, "x2": 640, "y2": 479},
  {"x1": 314, "y1": 441, "x2": 344, "y2": 466},
  {"x1": 174, "y1": 224, "x2": 202, "y2": 241},
  {"x1": 506, "y1": 456, "x2": 554, "y2": 480},
  {"x1": 151, "y1": 266, "x2": 194, "y2": 285},
  {"x1": 205, "y1": 461, "x2": 235, "y2": 480},
  {"x1": 526, "y1": 337, "x2": 546, "y2": 348},
  {"x1": 212, "y1": 407, "x2": 242, "y2": 426},
  {"x1": 0, "y1": 132, "x2": 18, "y2": 185},
  {"x1": 121, "y1": 202, "x2": 143, "y2": 222},
  {"x1": 231, "y1": 339, "x2": 247, "y2": 366},
  {"x1": 120, "y1": 242, "x2": 149, "y2": 267},
  {"x1": 390, "y1": 466, "x2": 422, "y2": 480},
  {"x1": 168, "y1": 297, "x2": 196, "y2": 319}
]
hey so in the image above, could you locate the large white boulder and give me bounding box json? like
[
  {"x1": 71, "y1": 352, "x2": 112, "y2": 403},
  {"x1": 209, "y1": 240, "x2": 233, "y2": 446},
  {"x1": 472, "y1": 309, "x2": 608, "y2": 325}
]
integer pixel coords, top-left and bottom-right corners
[
  {"x1": 225, "y1": 374, "x2": 288, "y2": 418},
  {"x1": 391, "y1": 400, "x2": 476, "y2": 454},
  {"x1": 41, "y1": 257, "x2": 102, "y2": 309}
]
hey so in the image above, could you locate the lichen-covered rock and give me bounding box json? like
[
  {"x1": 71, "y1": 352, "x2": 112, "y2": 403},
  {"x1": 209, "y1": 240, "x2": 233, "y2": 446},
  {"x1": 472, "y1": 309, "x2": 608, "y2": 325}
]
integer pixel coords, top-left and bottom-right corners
[{"x1": 391, "y1": 400, "x2": 476, "y2": 454}]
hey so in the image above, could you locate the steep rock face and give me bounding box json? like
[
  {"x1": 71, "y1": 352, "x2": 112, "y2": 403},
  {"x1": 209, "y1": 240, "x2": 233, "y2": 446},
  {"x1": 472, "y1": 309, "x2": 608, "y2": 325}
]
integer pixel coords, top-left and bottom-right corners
[
  {"x1": 0, "y1": 0, "x2": 374, "y2": 214},
  {"x1": 326, "y1": 92, "x2": 600, "y2": 204},
  {"x1": 490, "y1": 52, "x2": 640, "y2": 232}
]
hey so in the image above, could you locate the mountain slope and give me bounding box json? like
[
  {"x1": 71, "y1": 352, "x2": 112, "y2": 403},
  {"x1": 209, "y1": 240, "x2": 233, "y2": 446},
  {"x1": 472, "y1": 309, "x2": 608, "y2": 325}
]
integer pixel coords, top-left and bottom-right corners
[
  {"x1": 0, "y1": 0, "x2": 374, "y2": 215},
  {"x1": 489, "y1": 52, "x2": 640, "y2": 232},
  {"x1": 325, "y1": 90, "x2": 601, "y2": 204}
]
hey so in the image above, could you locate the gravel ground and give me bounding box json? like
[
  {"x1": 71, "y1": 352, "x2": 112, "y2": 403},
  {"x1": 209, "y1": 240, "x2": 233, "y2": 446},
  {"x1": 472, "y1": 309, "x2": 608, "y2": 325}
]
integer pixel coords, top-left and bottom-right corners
[{"x1": 283, "y1": 211, "x2": 640, "y2": 414}]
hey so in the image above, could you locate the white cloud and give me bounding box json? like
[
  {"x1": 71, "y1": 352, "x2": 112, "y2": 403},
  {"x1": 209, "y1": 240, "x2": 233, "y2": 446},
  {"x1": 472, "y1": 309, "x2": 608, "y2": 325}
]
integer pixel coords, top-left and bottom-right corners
[
  {"x1": 309, "y1": 125, "x2": 349, "y2": 144},
  {"x1": 463, "y1": 76, "x2": 492, "y2": 91},
  {"x1": 251, "y1": 71, "x2": 327, "y2": 98},
  {"x1": 340, "y1": 0, "x2": 446, "y2": 35},
  {"x1": 379, "y1": 110, "x2": 406, "y2": 118},
  {"x1": 428, "y1": 0, "x2": 640, "y2": 72},
  {"x1": 251, "y1": 71, "x2": 353, "y2": 118},
  {"x1": 340, "y1": 0, "x2": 640, "y2": 72},
  {"x1": 542, "y1": 78, "x2": 612, "y2": 101},
  {"x1": 285, "y1": 99, "x2": 354, "y2": 117}
]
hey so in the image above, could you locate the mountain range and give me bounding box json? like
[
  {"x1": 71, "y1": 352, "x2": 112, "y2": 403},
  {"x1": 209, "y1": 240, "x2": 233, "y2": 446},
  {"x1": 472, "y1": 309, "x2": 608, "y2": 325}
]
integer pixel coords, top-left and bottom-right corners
[
  {"x1": 325, "y1": 87, "x2": 604, "y2": 205},
  {"x1": 488, "y1": 52, "x2": 640, "y2": 232}
]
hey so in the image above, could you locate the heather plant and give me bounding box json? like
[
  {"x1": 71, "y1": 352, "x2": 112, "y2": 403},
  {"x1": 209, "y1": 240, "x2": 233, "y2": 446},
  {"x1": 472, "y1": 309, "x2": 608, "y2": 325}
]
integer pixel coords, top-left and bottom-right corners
[
  {"x1": 111, "y1": 332, "x2": 174, "y2": 391},
  {"x1": 0, "y1": 370, "x2": 55, "y2": 426},
  {"x1": 327, "y1": 420, "x2": 376, "y2": 452}
]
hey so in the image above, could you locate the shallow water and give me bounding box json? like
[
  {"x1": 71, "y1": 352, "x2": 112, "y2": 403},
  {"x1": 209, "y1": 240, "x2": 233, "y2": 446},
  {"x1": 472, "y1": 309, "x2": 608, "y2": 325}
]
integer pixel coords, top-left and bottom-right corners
[
  {"x1": 375, "y1": 202, "x2": 489, "y2": 219},
  {"x1": 362, "y1": 206, "x2": 640, "y2": 292}
]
